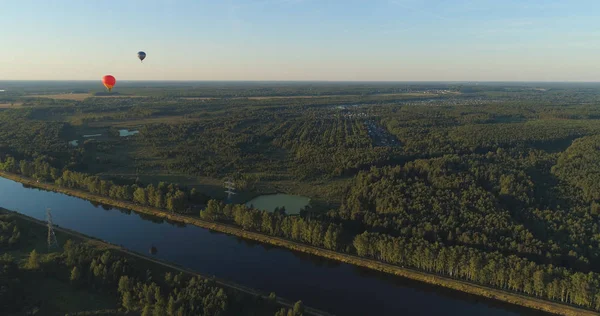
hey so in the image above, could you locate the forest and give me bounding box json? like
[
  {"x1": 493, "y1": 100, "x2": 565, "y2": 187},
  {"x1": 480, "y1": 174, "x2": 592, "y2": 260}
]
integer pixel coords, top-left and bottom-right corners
[{"x1": 2, "y1": 82, "x2": 600, "y2": 312}]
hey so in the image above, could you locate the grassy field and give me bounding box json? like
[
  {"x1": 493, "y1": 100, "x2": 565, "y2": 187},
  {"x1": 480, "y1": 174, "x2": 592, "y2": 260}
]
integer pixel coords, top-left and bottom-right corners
[
  {"x1": 86, "y1": 115, "x2": 200, "y2": 127},
  {"x1": 28, "y1": 93, "x2": 92, "y2": 100},
  {"x1": 0, "y1": 102, "x2": 23, "y2": 108},
  {"x1": 24, "y1": 93, "x2": 151, "y2": 101}
]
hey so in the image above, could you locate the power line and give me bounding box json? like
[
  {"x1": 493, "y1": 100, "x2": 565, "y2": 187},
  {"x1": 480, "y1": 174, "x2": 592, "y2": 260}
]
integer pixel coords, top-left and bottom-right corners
[
  {"x1": 224, "y1": 178, "x2": 236, "y2": 201},
  {"x1": 47, "y1": 208, "x2": 58, "y2": 249}
]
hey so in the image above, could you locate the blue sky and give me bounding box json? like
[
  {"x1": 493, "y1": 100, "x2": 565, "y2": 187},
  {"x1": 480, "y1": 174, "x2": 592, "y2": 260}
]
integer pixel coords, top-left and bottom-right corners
[{"x1": 1, "y1": 0, "x2": 599, "y2": 81}]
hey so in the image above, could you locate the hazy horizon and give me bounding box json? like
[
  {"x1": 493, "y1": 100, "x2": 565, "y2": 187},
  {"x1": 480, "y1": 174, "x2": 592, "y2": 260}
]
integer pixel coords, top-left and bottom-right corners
[
  {"x1": 2, "y1": 79, "x2": 600, "y2": 83},
  {"x1": 3, "y1": 0, "x2": 600, "y2": 82}
]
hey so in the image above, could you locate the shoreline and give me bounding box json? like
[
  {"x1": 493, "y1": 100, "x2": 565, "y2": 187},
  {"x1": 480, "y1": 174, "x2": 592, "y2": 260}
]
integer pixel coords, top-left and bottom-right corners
[
  {"x1": 0, "y1": 207, "x2": 331, "y2": 316},
  {"x1": 1, "y1": 171, "x2": 596, "y2": 316}
]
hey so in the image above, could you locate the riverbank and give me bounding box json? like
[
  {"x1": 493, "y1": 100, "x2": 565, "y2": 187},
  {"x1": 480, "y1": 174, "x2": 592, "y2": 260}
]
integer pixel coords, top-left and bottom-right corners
[
  {"x1": 1, "y1": 171, "x2": 596, "y2": 316},
  {"x1": 0, "y1": 207, "x2": 331, "y2": 316}
]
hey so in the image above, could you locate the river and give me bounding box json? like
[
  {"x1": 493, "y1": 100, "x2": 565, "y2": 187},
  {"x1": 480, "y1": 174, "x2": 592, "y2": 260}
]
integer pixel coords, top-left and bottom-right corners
[{"x1": 0, "y1": 176, "x2": 548, "y2": 316}]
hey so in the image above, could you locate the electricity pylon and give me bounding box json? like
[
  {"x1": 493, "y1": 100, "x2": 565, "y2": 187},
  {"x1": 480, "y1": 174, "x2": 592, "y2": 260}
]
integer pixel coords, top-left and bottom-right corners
[
  {"x1": 224, "y1": 178, "x2": 236, "y2": 201},
  {"x1": 47, "y1": 208, "x2": 58, "y2": 249}
]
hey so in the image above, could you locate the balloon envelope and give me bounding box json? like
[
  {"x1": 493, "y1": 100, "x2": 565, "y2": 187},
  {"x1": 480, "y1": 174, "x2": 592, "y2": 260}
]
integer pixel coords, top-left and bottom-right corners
[
  {"x1": 137, "y1": 51, "x2": 146, "y2": 61},
  {"x1": 102, "y1": 75, "x2": 116, "y2": 92}
]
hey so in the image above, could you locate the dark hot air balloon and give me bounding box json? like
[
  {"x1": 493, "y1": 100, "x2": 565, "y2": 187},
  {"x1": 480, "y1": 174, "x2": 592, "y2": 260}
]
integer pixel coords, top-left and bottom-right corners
[
  {"x1": 102, "y1": 75, "x2": 116, "y2": 92},
  {"x1": 138, "y1": 51, "x2": 146, "y2": 62}
]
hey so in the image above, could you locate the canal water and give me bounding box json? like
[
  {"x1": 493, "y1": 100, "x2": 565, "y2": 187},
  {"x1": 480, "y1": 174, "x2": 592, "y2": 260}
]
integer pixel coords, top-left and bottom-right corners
[{"x1": 0, "y1": 177, "x2": 547, "y2": 316}]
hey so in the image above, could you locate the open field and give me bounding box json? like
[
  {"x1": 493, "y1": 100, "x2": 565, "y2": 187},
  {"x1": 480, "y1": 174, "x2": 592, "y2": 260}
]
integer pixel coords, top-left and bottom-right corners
[
  {"x1": 25, "y1": 93, "x2": 149, "y2": 101},
  {"x1": 0, "y1": 102, "x2": 23, "y2": 108},
  {"x1": 86, "y1": 115, "x2": 200, "y2": 127},
  {"x1": 28, "y1": 93, "x2": 92, "y2": 100},
  {"x1": 94, "y1": 94, "x2": 148, "y2": 98}
]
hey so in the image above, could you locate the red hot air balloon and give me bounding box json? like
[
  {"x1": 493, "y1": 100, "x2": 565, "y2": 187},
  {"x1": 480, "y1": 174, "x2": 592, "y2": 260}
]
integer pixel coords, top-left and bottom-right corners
[{"x1": 102, "y1": 75, "x2": 116, "y2": 92}]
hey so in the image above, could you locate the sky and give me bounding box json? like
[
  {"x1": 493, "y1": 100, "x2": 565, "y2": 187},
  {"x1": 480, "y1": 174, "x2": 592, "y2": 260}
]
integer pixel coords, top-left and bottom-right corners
[{"x1": 1, "y1": 0, "x2": 599, "y2": 81}]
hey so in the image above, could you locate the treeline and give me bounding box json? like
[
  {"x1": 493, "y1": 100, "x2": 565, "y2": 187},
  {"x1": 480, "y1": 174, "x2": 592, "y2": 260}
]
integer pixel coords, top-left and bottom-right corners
[
  {"x1": 201, "y1": 200, "x2": 345, "y2": 251},
  {"x1": 0, "y1": 156, "x2": 207, "y2": 213},
  {"x1": 117, "y1": 274, "x2": 228, "y2": 316},
  {"x1": 353, "y1": 232, "x2": 600, "y2": 309}
]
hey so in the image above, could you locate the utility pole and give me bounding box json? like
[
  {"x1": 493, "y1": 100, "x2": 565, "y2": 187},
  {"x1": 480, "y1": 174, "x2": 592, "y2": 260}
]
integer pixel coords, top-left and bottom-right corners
[
  {"x1": 47, "y1": 208, "x2": 58, "y2": 249},
  {"x1": 224, "y1": 178, "x2": 236, "y2": 202}
]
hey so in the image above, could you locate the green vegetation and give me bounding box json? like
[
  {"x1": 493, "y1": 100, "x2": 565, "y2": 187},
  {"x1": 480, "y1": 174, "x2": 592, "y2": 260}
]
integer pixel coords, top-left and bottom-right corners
[
  {"x1": 0, "y1": 210, "x2": 302, "y2": 315},
  {"x1": 3, "y1": 81, "x2": 600, "y2": 313}
]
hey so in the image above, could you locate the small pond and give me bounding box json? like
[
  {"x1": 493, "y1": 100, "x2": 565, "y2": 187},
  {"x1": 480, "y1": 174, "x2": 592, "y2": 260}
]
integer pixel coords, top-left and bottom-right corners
[
  {"x1": 245, "y1": 194, "x2": 310, "y2": 215},
  {"x1": 119, "y1": 129, "x2": 139, "y2": 137}
]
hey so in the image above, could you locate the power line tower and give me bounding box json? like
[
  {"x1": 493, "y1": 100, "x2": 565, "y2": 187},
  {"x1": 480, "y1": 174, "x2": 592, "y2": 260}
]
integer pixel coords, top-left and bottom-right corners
[
  {"x1": 46, "y1": 208, "x2": 58, "y2": 250},
  {"x1": 224, "y1": 178, "x2": 236, "y2": 202}
]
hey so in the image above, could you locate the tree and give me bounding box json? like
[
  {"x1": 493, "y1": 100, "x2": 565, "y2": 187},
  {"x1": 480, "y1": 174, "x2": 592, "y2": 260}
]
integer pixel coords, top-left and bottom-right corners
[
  {"x1": 134, "y1": 187, "x2": 147, "y2": 205},
  {"x1": 122, "y1": 291, "x2": 134, "y2": 312},
  {"x1": 118, "y1": 276, "x2": 132, "y2": 294},
  {"x1": 26, "y1": 249, "x2": 40, "y2": 270},
  {"x1": 167, "y1": 296, "x2": 176, "y2": 316},
  {"x1": 293, "y1": 300, "x2": 304, "y2": 315},
  {"x1": 141, "y1": 304, "x2": 152, "y2": 316},
  {"x1": 275, "y1": 308, "x2": 287, "y2": 316},
  {"x1": 153, "y1": 303, "x2": 165, "y2": 316},
  {"x1": 533, "y1": 270, "x2": 546, "y2": 297},
  {"x1": 324, "y1": 224, "x2": 341, "y2": 250},
  {"x1": 70, "y1": 266, "x2": 81, "y2": 283},
  {"x1": 261, "y1": 212, "x2": 274, "y2": 234}
]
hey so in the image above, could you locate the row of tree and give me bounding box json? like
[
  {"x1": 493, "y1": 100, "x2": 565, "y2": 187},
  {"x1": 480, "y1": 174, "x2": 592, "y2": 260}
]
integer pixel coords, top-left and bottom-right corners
[
  {"x1": 0, "y1": 156, "x2": 206, "y2": 213},
  {"x1": 201, "y1": 201, "x2": 345, "y2": 251},
  {"x1": 354, "y1": 231, "x2": 600, "y2": 309}
]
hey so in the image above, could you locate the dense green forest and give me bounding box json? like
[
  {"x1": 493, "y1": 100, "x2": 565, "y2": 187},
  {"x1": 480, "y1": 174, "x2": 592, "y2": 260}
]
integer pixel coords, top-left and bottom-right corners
[
  {"x1": 3, "y1": 82, "x2": 600, "y2": 311},
  {"x1": 0, "y1": 211, "x2": 300, "y2": 315}
]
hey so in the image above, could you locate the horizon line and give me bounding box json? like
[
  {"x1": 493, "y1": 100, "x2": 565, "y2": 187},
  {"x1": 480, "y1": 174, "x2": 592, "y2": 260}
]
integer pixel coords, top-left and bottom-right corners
[{"x1": 1, "y1": 79, "x2": 600, "y2": 84}]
